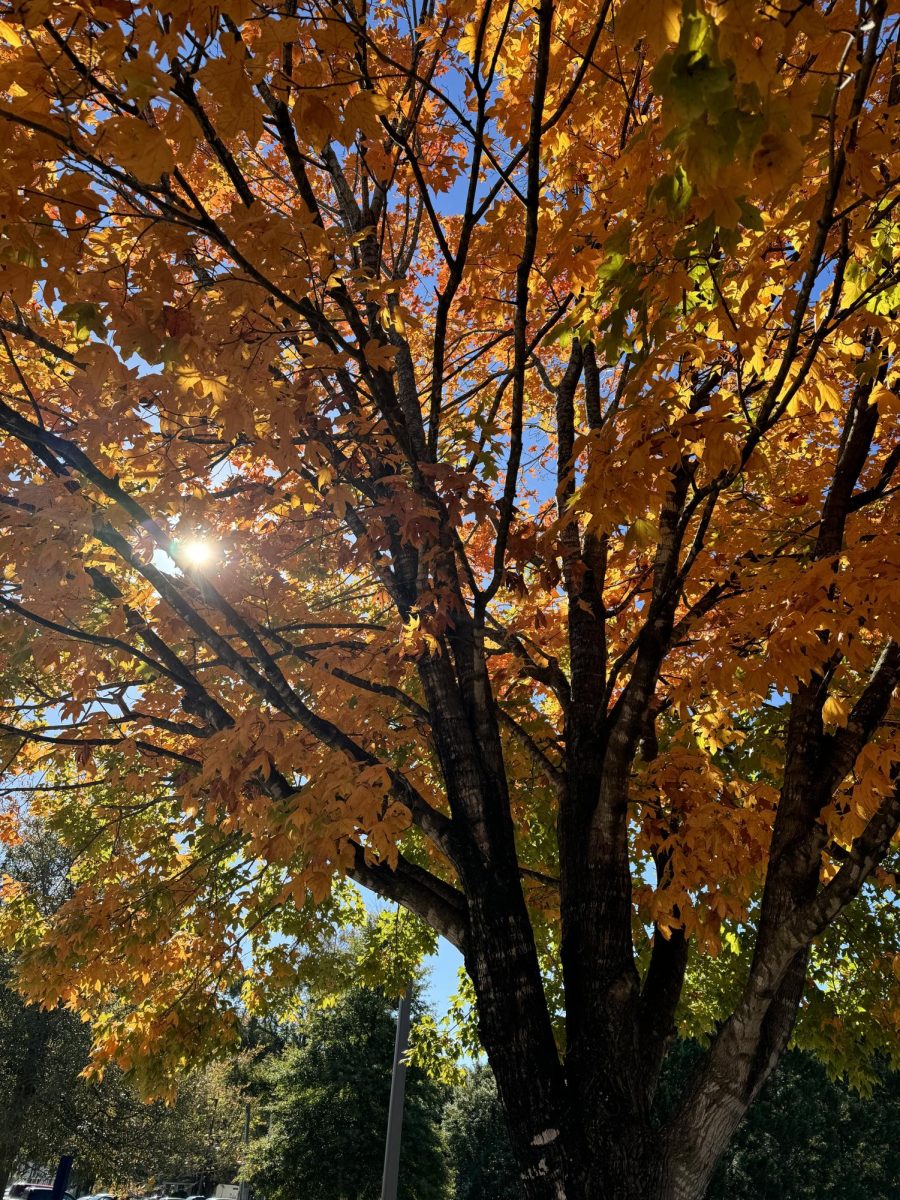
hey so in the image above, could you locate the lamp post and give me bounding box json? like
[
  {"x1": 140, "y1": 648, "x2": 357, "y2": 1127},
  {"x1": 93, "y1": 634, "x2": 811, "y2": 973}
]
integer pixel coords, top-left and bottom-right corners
[
  {"x1": 237, "y1": 1102, "x2": 250, "y2": 1200},
  {"x1": 380, "y1": 989, "x2": 412, "y2": 1200}
]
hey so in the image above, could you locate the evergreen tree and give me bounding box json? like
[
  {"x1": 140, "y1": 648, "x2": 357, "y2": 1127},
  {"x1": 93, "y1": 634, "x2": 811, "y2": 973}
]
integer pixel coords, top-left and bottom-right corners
[
  {"x1": 248, "y1": 988, "x2": 447, "y2": 1200},
  {"x1": 441, "y1": 1067, "x2": 520, "y2": 1200}
]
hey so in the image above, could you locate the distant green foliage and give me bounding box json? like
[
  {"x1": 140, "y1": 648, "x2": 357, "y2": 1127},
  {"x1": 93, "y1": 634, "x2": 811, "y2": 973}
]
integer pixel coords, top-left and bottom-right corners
[
  {"x1": 0, "y1": 957, "x2": 247, "y2": 1195},
  {"x1": 0, "y1": 954, "x2": 80, "y2": 1194},
  {"x1": 441, "y1": 1067, "x2": 520, "y2": 1200},
  {"x1": 247, "y1": 988, "x2": 448, "y2": 1200}
]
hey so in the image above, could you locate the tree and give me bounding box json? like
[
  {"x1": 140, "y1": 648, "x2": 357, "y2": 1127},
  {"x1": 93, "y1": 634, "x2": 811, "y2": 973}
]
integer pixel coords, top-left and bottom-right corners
[
  {"x1": 0, "y1": 956, "x2": 64, "y2": 1197},
  {"x1": 0, "y1": 824, "x2": 80, "y2": 1196},
  {"x1": 442, "y1": 1067, "x2": 520, "y2": 1200},
  {"x1": 0, "y1": 1, "x2": 897, "y2": 1197},
  {"x1": 247, "y1": 988, "x2": 448, "y2": 1200},
  {"x1": 0, "y1": 1001, "x2": 247, "y2": 1198},
  {"x1": 68, "y1": 1059, "x2": 247, "y2": 1197},
  {"x1": 0, "y1": 828, "x2": 246, "y2": 1196},
  {"x1": 443, "y1": 1050, "x2": 900, "y2": 1200},
  {"x1": 656, "y1": 1044, "x2": 900, "y2": 1200}
]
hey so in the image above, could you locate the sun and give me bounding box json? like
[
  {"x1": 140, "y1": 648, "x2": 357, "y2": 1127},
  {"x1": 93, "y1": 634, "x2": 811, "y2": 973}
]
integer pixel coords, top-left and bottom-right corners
[{"x1": 178, "y1": 538, "x2": 216, "y2": 568}]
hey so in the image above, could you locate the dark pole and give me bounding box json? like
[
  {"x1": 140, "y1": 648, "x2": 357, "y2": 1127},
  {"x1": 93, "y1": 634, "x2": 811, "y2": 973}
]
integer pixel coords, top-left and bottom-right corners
[
  {"x1": 380, "y1": 990, "x2": 412, "y2": 1200},
  {"x1": 237, "y1": 1102, "x2": 250, "y2": 1200},
  {"x1": 50, "y1": 1156, "x2": 72, "y2": 1200}
]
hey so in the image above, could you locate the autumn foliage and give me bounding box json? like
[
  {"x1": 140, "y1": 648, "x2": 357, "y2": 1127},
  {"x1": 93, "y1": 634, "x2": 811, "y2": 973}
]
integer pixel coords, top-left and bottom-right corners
[{"x1": 0, "y1": 0, "x2": 898, "y2": 1196}]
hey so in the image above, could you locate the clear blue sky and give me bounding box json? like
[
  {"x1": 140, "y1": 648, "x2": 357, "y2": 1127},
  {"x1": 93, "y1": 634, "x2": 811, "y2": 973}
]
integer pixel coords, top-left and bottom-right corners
[{"x1": 422, "y1": 938, "x2": 465, "y2": 1016}]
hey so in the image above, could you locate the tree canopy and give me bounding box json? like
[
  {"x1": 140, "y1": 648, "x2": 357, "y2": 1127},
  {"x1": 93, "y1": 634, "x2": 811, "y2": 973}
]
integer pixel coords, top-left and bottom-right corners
[{"x1": 0, "y1": 1, "x2": 897, "y2": 1197}]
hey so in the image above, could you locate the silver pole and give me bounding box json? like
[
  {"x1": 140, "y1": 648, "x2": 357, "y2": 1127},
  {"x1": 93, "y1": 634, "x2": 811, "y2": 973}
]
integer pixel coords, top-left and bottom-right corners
[
  {"x1": 237, "y1": 1101, "x2": 250, "y2": 1200},
  {"x1": 380, "y1": 989, "x2": 412, "y2": 1200}
]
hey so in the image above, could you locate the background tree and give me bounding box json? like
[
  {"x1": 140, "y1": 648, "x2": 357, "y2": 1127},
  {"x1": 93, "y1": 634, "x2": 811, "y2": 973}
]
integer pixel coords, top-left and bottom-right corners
[
  {"x1": 0, "y1": 956, "x2": 69, "y2": 1197},
  {"x1": 247, "y1": 987, "x2": 448, "y2": 1200},
  {"x1": 0, "y1": 824, "x2": 79, "y2": 1195},
  {"x1": 73, "y1": 1059, "x2": 247, "y2": 1197},
  {"x1": 441, "y1": 1067, "x2": 520, "y2": 1200},
  {"x1": 0, "y1": 826, "x2": 245, "y2": 1196},
  {"x1": 0, "y1": 962, "x2": 247, "y2": 1198},
  {"x1": 0, "y1": 2, "x2": 898, "y2": 1198}
]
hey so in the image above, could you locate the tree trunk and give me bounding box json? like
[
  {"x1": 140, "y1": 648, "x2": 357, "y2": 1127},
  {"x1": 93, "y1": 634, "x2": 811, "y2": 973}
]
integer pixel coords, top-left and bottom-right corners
[
  {"x1": 507, "y1": 1119, "x2": 741, "y2": 1200},
  {"x1": 485, "y1": 1110, "x2": 703, "y2": 1200}
]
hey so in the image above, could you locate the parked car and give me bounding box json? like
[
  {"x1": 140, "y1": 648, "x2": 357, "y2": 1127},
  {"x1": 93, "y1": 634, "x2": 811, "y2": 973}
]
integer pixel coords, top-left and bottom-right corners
[{"x1": 24, "y1": 1188, "x2": 75, "y2": 1200}]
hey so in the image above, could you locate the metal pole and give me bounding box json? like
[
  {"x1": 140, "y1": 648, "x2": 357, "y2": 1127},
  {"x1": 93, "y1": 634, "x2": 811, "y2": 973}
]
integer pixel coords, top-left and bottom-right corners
[
  {"x1": 50, "y1": 1156, "x2": 72, "y2": 1200},
  {"x1": 237, "y1": 1102, "x2": 251, "y2": 1200},
  {"x1": 380, "y1": 990, "x2": 412, "y2": 1200}
]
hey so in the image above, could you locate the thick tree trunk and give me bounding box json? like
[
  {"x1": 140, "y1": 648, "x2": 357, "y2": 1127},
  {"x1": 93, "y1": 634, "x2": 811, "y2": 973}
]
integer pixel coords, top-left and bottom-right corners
[
  {"x1": 475, "y1": 1102, "x2": 699, "y2": 1200},
  {"x1": 492, "y1": 1103, "x2": 733, "y2": 1200},
  {"x1": 461, "y1": 879, "x2": 571, "y2": 1200}
]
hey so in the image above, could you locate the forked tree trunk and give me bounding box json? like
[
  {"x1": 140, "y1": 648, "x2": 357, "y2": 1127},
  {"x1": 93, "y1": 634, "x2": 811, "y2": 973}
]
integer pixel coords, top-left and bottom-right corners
[
  {"x1": 467, "y1": 897, "x2": 814, "y2": 1200},
  {"x1": 456, "y1": 767, "x2": 792, "y2": 1200}
]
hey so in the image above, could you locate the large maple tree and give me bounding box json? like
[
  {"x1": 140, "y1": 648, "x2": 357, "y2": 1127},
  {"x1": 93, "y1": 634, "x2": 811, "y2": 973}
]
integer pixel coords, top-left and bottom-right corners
[{"x1": 0, "y1": 0, "x2": 898, "y2": 1197}]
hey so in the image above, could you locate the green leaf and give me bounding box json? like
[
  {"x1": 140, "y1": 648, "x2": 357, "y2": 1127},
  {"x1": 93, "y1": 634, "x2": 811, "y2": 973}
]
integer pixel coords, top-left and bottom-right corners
[{"x1": 59, "y1": 301, "x2": 105, "y2": 340}]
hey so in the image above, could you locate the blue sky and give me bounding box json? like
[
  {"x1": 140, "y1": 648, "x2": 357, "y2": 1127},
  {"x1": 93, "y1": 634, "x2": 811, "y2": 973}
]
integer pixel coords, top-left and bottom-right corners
[{"x1": 423, "y1": 937, "x2": 465, "y2": 1016}]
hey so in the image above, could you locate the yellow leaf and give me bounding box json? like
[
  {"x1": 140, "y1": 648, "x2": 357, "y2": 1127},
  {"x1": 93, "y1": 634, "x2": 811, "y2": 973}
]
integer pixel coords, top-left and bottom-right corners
[
  {"x1": 341, "y1": 90, "x2": 391, "y2": 144},
  {"x1": 822, "y1": 694, "x2": 850, "y2": 727},
  {"x1": 814, "y1": 378, "x2": 842, "y2": 412},
  {"x1": 98, "y1": 116, "x2": 175, "y2": 181},
  {"x1": 458, "y1": 21, "x2": 479, "y2": 63},
  {"x1": 872, "y1": 384, "x2": 899, "y2": 415},
  {"x1": 364, "y1": 339, "x2": 397, "y2": 370},
  {"x1": 0, "y1": 19, "x2": 22, "y2": 47},
  {"x1": 625, "y1": 517, "x2": 660, "y2": 551},
  {"x1": 616, "y1": 0, "x2": 681, "y2": 53},
  {"x1": 294, "y1": 94, "x2": 342, "y2": 149},
  {"x1": 751, "y1": 129, "x2": 805, "y2": 194}
]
